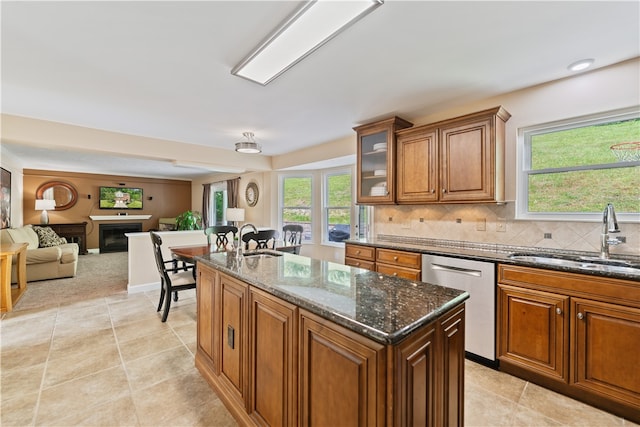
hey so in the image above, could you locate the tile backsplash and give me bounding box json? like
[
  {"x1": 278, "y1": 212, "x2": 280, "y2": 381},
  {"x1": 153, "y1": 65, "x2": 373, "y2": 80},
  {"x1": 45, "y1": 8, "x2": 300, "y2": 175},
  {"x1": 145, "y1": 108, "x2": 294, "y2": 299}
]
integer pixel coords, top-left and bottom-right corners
[{"x1": 374, "y1": 203, "x2": 639, "y2": 257}]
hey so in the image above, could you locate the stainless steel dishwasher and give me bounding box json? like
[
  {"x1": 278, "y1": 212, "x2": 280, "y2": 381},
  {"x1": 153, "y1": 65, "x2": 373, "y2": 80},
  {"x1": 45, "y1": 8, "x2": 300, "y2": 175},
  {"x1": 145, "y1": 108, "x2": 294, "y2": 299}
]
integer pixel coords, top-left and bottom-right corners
[{"x1": 422, "y1": 254, "x2": 496, "y2": 364}]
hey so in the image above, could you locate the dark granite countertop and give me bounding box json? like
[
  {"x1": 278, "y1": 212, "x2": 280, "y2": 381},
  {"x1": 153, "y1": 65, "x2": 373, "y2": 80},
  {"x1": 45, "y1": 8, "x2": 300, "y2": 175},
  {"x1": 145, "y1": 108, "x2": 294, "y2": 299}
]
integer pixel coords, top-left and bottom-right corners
[
  {"x1": 346, "y1": 236, "x2": 640, "y2": 281},
  {"x1": 196, "y1": 251, "x2": 469, "y2": 345}
]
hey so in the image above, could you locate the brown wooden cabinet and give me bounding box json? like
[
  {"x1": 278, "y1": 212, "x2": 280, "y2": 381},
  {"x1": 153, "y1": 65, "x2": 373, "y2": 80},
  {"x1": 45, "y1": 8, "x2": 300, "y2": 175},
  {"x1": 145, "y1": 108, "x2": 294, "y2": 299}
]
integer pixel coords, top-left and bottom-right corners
[
  {"x1": 498, "y1": 284, "x2": 569, "y2": 381},
  {"x1": 497, "y1": 264, "x2": 640, "y2": 423},
  {"x1": 299, "y1": 309, "x2": 386, "y2": 427},
  {"x1": 196, "y1": 263, "x2": 466, "y2": 427},
  {"x1": 248, "y1": 287, "x2": 298, "y2": 427},
  {"x1": 394, "y1": 107, "x2": 510, "y2": 204},
  {"x1": 376, "y1": 247, "x2": 422, "y2": 280},
  {"x1": 345, "y1": 243, "x2": 376, "y2": 271},
  {"x1": 354, "y1": 116, "x2": 413, "y2": 205}
]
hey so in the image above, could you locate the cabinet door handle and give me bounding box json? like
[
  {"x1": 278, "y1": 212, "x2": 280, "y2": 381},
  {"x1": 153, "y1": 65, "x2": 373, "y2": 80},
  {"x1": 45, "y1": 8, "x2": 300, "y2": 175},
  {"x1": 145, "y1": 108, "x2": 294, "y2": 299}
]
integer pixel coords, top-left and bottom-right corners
[
  {"x1": 392, "y1": 272, "x2": 398, "y2": 276},
  {"x1": 227, "y1": 325, "x2": 235, "y2": 349},
  {"x1": 442, "y1": 188, "x2": 447, "y2": 193},
  {"x1": 393, "y1": 256, "x2": 398, "y2": 261},
  {"x1": 431, "y1": 189, "x2": 435, "y2": 193},
  {"x1": 355, "y1": 262, "x2": 360, "y2": 266},
  {"x1": 577, "y1": 312, "x2": 584, "y2": 320},
  {"x1": 556, "y1": 307, "x2": 562, "y2": 315},
  {"x1": 356, "y1": 250, "x2": 360, "y2": 255}
]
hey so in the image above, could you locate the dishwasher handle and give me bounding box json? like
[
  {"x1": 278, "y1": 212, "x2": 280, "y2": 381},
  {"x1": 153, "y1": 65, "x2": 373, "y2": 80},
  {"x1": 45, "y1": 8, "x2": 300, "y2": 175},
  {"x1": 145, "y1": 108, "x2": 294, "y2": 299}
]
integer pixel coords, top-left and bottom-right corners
[{"x1": 429, "y1": 263, "x2": 482, "y2": 277}]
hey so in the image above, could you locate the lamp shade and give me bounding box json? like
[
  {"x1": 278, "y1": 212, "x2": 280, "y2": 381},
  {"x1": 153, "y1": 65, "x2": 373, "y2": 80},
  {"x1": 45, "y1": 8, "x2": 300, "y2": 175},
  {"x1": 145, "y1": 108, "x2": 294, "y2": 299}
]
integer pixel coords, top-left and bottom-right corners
[
  {"x1": 226, "y1": 208, "x2": 245, "y2": 222},
  {"x1": 35, "y1": 199, "x2": 56, "y2": 211}
]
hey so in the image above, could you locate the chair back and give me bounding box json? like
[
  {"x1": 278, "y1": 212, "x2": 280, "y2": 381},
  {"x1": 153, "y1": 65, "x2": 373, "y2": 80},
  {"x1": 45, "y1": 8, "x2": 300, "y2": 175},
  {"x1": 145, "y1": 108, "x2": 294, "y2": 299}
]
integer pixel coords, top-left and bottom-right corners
[
  {"x1": 242, "y1": 229, "x2": 277, "y2": 250},
  {"x1": 283, "y1": 224, "x2": 303, "y2": 245},
  {"x1": 282, "y1": 224, "x2": 303, "y2": 254},
  {"x1": 150, "y1": 231, "x2": 170, "y2": 281},
  {"x1": 205, "y1": 225, "x2": 238, "y2": 248}
]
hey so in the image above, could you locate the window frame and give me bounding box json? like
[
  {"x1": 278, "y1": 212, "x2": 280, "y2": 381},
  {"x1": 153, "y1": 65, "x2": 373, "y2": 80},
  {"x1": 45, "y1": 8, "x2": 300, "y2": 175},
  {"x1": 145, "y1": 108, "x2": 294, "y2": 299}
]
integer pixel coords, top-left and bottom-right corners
[
  {"x1": 279, "y1": 172, "x2": 314, "y2": 243},
  {"x1": 516, "y1": 106, "x2": 640, "y2": 222},
  {"x1": 322, "y1": 167, "x2": 353, "y2": 247}
]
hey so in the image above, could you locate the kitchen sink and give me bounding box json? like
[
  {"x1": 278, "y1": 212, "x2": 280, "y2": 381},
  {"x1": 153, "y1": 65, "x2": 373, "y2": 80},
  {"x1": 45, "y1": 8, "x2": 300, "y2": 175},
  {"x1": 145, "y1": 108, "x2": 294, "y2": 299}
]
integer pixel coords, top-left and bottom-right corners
[
  {"x1": 242, "y1": 250, "x2": 283, "y2": 259},
  {"x1": 508, "y1": 253, "x2": 640, "y2": 276}
]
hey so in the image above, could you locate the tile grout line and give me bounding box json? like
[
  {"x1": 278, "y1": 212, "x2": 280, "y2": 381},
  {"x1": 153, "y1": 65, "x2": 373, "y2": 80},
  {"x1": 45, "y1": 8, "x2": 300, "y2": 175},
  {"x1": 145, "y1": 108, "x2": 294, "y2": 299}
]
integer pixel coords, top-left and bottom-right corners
[{"x1": 31, "y1": 302, "x2": 61, "y2": 427}]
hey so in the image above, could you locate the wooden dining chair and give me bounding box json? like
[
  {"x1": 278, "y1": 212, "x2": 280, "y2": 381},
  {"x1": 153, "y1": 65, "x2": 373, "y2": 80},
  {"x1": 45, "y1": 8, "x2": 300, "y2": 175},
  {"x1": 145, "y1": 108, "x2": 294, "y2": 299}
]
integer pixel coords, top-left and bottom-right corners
[
  {"x1": 150, "y1": 231, "x2": 197, "y2": 322},
  {"x1": 282, "y1": 224, "x2": 303, "y2": 254},
  {"x1": 204, "y1": 225, "x2": 238, "y2": 249},
  {"x1": 242, "y1": 229, "x2": 277, "y2": 250}
]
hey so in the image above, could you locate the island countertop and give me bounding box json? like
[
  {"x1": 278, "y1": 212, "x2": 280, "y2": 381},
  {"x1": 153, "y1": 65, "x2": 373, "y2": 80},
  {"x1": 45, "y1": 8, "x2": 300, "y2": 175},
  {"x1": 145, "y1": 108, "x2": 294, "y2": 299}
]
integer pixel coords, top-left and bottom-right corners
[{"x1": 196, "y1": 251, "x2": 469, "y2": 345}]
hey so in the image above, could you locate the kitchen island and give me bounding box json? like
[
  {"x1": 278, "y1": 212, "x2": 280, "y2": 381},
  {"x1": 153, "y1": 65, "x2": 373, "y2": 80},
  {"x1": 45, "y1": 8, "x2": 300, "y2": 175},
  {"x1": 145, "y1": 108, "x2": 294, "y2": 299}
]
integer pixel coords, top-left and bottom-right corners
[{"x1": 194, "y1": 250, "x2": 469, "y2": 427}]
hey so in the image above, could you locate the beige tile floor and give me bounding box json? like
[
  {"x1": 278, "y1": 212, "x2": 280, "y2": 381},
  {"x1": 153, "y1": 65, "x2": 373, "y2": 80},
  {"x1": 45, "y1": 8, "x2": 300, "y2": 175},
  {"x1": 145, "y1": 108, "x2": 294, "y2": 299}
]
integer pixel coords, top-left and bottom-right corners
[{"x1": 1, "y1": 288, "x2": 637, "y2": 426}]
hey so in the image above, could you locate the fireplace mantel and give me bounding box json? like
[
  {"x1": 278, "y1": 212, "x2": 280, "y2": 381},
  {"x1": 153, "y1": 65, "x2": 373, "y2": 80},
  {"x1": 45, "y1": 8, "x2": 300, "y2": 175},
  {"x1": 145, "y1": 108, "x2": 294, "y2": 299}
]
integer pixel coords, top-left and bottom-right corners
[{"x1": 89, "y1": 215, "x2": 152, "y2": 221}]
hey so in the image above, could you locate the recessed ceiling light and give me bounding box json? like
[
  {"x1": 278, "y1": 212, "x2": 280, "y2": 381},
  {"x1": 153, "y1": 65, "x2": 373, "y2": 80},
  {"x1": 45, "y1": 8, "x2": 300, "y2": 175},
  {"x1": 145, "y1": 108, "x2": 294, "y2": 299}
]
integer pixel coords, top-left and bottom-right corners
[
  {"x1": 231, "y1": 0, "x2": 383, "y2": 85},
  {"x1": 568, "y1": 59, "x2": 594, "y2": 72}
]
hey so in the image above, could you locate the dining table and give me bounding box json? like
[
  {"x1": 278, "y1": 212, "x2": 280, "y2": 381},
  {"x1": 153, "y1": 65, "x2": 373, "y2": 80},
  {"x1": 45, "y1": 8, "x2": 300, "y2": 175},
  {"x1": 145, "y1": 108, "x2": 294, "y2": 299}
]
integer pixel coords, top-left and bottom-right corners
[{"x1": 169, "y1": 241, "x2": 302, "y2": 265}]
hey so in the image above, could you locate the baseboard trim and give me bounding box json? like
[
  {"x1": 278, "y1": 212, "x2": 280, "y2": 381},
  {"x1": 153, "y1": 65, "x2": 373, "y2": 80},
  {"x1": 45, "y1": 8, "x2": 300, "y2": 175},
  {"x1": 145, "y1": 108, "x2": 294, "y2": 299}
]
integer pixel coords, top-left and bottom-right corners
[{"x1": 127, "y1": 281, "x2": 160, "y2": 294}]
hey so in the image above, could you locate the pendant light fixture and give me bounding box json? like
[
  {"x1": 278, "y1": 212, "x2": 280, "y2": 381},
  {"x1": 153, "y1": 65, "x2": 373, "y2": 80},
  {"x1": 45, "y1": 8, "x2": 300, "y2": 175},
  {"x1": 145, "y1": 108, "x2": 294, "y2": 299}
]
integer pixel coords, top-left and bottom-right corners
[{"x1": 235, "y1": 132, "x2": 262, "y2": 154}]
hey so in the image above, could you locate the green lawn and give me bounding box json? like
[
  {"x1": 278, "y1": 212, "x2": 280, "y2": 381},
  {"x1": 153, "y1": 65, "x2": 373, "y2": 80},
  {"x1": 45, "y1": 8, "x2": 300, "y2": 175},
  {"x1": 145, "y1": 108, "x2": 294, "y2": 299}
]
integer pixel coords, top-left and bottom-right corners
[{"x1": 530, "y1": 118, "x2": 639, "y2": 213}]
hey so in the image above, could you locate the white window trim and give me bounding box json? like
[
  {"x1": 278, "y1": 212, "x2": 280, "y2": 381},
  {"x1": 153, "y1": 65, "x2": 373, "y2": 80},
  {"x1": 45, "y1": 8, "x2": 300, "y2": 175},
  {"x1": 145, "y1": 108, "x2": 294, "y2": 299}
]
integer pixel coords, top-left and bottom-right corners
[
  {"x1": 516, "y1": 106, "x2": 640, "y2": 222},
  {"x1": 321, "y1": 167, "x2": 353, "y2": 247},
  {"x1": 278, "y1": 172, "x2": 315, "y2": 243}
]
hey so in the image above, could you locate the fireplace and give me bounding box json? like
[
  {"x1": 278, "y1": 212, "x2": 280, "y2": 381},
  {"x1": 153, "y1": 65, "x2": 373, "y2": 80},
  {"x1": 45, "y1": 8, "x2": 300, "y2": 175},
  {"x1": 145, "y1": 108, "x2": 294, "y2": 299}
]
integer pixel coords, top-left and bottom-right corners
[{"x1": 99, "y1": 223, "x2": 142, "y2": 253}]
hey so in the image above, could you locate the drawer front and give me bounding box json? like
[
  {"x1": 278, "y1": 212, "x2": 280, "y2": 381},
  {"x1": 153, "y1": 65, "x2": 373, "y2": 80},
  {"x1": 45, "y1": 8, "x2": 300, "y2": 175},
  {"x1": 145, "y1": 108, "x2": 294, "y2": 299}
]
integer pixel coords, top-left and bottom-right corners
[
  {"x1": 345, "y1": 257, "x2": 375, "y2": 271},
  {"x1": 345, "y1": 244, "x2": 375, "y2": 261},
  {"x1": 376, "y1": 263, "x2": 421, "y2": 281},
  {"x1": 376, "y1": 248, "x2": 421, "y2": 269}
]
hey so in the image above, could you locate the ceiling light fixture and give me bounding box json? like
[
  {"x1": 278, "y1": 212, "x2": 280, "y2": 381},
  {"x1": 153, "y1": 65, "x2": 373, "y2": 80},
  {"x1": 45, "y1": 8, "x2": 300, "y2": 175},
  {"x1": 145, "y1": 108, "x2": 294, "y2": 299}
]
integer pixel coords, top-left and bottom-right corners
[
  {"x1": 568, "y1": 58, "x2": 594, "y2": 72},
  {"x1": 235, "y1": 132, "x2": 262, "y2": 154},
  {"x1": 231, "y1": 0, "x2": 383, "y2": 85}
]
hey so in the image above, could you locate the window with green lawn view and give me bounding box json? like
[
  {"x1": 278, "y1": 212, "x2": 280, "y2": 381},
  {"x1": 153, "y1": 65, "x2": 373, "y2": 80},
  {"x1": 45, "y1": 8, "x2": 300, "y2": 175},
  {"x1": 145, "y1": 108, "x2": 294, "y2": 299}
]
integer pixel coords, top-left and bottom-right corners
[
  {"x1": 282, "y1": 175, "x2": 312, "y2": 242},
  {"x1": 518, "y1": 108, "x2": 640, "y2": 220},
  {"x1": 324, "y1": 171, "x2": 352, "y2": 243}
]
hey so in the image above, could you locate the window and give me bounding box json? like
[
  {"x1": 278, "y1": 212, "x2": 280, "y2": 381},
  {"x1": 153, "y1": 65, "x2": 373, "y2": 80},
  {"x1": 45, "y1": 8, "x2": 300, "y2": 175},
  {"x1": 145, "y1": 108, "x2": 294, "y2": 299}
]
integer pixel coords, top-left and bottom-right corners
[
  {"x1": 207, "y1": 182, "x2": 228, "y2": 226},
  {"x1": 281, "y1": 175, "x2": 312, "y2": 242},
  {"x1": 518, "y1": 107, "x2": 640, "y2": 220},
  {"x1": 324, "y1": 170, "x2": 352, "y2": 244}
]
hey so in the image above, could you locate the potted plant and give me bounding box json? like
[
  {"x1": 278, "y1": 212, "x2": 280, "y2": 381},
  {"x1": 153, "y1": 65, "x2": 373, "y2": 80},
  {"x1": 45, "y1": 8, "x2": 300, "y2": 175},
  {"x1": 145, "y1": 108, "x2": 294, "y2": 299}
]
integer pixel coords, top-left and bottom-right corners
[{"x1": 175, "y1": 210, "x2": 202, "y2": 230}]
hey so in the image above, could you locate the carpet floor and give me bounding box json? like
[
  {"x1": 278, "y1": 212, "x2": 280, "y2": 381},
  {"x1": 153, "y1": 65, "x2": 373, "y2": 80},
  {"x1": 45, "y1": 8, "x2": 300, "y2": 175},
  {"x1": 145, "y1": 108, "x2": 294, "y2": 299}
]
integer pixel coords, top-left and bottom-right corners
[{"x1": 12, "y1": 252, "x2": 129, "y2": 312}]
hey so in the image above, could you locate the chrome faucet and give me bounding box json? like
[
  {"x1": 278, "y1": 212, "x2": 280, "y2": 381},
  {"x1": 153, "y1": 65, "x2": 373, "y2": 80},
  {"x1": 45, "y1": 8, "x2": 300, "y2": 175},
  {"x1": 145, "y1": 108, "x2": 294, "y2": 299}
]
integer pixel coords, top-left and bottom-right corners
[
  {"x1": 237, "y1": 223, "x2": 258, "y2": 258},
  {"x1": 600, "y1": 203, "x2": 622, "y2": 259}
]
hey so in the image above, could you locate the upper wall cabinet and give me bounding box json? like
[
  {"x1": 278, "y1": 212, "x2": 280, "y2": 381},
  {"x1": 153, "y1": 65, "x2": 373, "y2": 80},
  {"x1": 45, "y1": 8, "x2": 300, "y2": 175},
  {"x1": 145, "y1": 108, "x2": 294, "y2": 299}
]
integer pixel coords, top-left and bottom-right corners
[
  {"x1": 354, "y1": 117, "x2": 413, "y2": 204},
  {"x1": 395, "y1": 106, "x2": 511, "y2": 204}
]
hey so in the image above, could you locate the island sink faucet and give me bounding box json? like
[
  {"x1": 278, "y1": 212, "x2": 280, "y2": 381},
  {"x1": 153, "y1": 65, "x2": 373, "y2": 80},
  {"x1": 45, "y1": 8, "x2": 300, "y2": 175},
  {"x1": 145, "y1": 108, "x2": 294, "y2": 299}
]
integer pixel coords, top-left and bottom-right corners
[
  {"x1": 600, "y1": 203, "x2": 623, "y2": 259},
  {"x1": 237, "y1": 223, "x2": 258, "y2": 258}
]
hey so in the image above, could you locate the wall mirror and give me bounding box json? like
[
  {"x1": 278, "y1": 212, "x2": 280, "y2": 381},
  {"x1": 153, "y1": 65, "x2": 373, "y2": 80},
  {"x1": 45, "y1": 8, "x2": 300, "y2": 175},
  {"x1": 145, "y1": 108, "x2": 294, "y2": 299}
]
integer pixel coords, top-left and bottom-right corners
[{"x1": 35, "y1": 181, "x2": 78, "y2": 211}]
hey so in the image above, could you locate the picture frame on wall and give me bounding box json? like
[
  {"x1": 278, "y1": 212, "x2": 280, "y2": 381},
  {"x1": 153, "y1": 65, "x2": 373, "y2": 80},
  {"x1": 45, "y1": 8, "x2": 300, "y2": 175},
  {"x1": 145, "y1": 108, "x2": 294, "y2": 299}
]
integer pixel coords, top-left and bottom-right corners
[{"x1": 1, "y1": 167, "x2": 11, "y2": 229}]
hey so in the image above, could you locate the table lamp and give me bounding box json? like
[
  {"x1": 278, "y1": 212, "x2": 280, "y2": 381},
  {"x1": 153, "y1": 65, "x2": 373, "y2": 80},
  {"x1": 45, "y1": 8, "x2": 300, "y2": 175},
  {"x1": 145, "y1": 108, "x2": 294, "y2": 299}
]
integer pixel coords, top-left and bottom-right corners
[
  {"x1": 35, "y1": 199, "x2": 56, "y2": 224},
  {"x1": 226, "y1": 208, "x2": 245, "y2": 228}
]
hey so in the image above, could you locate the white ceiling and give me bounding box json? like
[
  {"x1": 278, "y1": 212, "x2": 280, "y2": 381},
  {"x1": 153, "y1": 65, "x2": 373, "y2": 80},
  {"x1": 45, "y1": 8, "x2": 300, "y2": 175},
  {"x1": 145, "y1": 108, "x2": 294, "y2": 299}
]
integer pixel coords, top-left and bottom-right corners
[{"x1": 2, "y1": 0, "x2": 639, "y2": 180}]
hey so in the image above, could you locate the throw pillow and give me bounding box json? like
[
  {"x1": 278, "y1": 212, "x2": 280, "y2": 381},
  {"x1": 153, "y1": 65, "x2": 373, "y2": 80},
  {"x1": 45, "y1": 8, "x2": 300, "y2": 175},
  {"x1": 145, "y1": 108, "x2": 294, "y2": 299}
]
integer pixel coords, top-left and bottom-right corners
[{"x1": 32, "y1": 226, "x2": 68, "y2": 247}]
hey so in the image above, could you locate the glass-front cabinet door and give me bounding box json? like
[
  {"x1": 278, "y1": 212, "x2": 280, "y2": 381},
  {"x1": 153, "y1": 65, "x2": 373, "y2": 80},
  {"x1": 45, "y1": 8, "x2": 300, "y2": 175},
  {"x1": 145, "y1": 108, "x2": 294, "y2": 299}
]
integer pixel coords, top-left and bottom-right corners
[{"x1": 354, "y1": 116, "x2": 413, "y2": 204}]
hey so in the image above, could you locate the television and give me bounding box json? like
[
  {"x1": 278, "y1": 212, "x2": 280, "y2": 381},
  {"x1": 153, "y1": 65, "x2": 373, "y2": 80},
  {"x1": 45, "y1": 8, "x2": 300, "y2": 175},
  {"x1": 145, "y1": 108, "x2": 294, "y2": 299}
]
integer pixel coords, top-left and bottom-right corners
[{"x1": 99, "y1": 186, "x2": 143, "y2": 209}]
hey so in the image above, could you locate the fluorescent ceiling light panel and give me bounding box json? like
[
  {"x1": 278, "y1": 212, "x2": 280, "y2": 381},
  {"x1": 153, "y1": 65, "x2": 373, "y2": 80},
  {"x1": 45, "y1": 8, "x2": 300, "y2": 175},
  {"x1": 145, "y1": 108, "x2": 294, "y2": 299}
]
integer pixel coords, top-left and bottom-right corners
[{"x1": 231, "y1": 0, "x2": 383, "y2": 85}]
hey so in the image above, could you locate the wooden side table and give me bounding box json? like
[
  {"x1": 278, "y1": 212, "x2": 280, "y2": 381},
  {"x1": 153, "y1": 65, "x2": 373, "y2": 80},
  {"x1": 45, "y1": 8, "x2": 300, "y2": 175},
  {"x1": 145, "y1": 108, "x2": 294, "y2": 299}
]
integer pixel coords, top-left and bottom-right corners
[
  {"x1": 1, "y1": 242, "x2": 28, "y2": 312},
  {"x1": 33, "y1": 222, "x2": 88, "y2": 254}
]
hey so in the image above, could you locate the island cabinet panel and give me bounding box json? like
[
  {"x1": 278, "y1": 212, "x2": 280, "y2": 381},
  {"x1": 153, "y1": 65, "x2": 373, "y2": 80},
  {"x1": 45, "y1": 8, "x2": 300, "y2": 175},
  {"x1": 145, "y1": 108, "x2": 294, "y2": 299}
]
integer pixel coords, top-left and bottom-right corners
[
  {"x1": 299, "y1": 309, "x2": 386, "y2": 427},
  {"x1": 196, "y1": 264, "x2": 217, "y2": 372},
  {"x1": 248, "y1": 288, "x2": 298, "y2": 427},
  {"x1": 497, "y1": 264, "x2": 640, "y2": 423},
  {"x1": 497, "y1": 284, "x2": 569, "y2": 381},
  {"x1": 395, "y1": 319, "x2": 438, "y2": 426},
  {"x1": 219, "y1": 273, "x2": 249, "y2": 406},
  {"x1": 572, "y1": 298, "x2": 640, "y2": 409},
  {"x1": 440, "y1": 305, "x2": 466, "y2": 427}
]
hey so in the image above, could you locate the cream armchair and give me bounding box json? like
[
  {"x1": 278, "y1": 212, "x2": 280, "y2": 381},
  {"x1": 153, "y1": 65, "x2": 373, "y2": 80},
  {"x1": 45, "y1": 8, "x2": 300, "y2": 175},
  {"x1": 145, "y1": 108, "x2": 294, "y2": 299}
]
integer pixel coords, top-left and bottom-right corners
[{"x1": 0, "y1": 225, "x2": 78, "y2": 282}]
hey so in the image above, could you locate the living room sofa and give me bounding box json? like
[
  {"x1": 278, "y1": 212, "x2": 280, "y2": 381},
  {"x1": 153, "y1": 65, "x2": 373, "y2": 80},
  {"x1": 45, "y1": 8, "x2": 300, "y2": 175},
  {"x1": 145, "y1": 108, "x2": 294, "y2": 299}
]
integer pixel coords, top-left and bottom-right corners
[{"x1": 0, "y1": 225, "x2": 79, "y2": 282}]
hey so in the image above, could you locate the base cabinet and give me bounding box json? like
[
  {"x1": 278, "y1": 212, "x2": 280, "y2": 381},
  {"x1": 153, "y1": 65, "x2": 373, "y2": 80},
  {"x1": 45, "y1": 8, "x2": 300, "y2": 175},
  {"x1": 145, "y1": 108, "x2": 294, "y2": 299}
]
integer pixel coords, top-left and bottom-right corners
[
  {"x1": 497, "y1": 265, "x2": 640, "y2": 423},
  {"x1": 196, "y1": 264, "x2": 466, "y2": 427}
]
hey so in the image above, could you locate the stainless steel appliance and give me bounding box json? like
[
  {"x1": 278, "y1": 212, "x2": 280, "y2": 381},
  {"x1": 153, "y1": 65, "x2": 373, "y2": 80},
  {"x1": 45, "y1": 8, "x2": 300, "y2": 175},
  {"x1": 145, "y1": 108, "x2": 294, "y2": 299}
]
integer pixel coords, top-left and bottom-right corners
[{"x1": 422, "y1": 254, "x2": 496, "y2": 364}]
